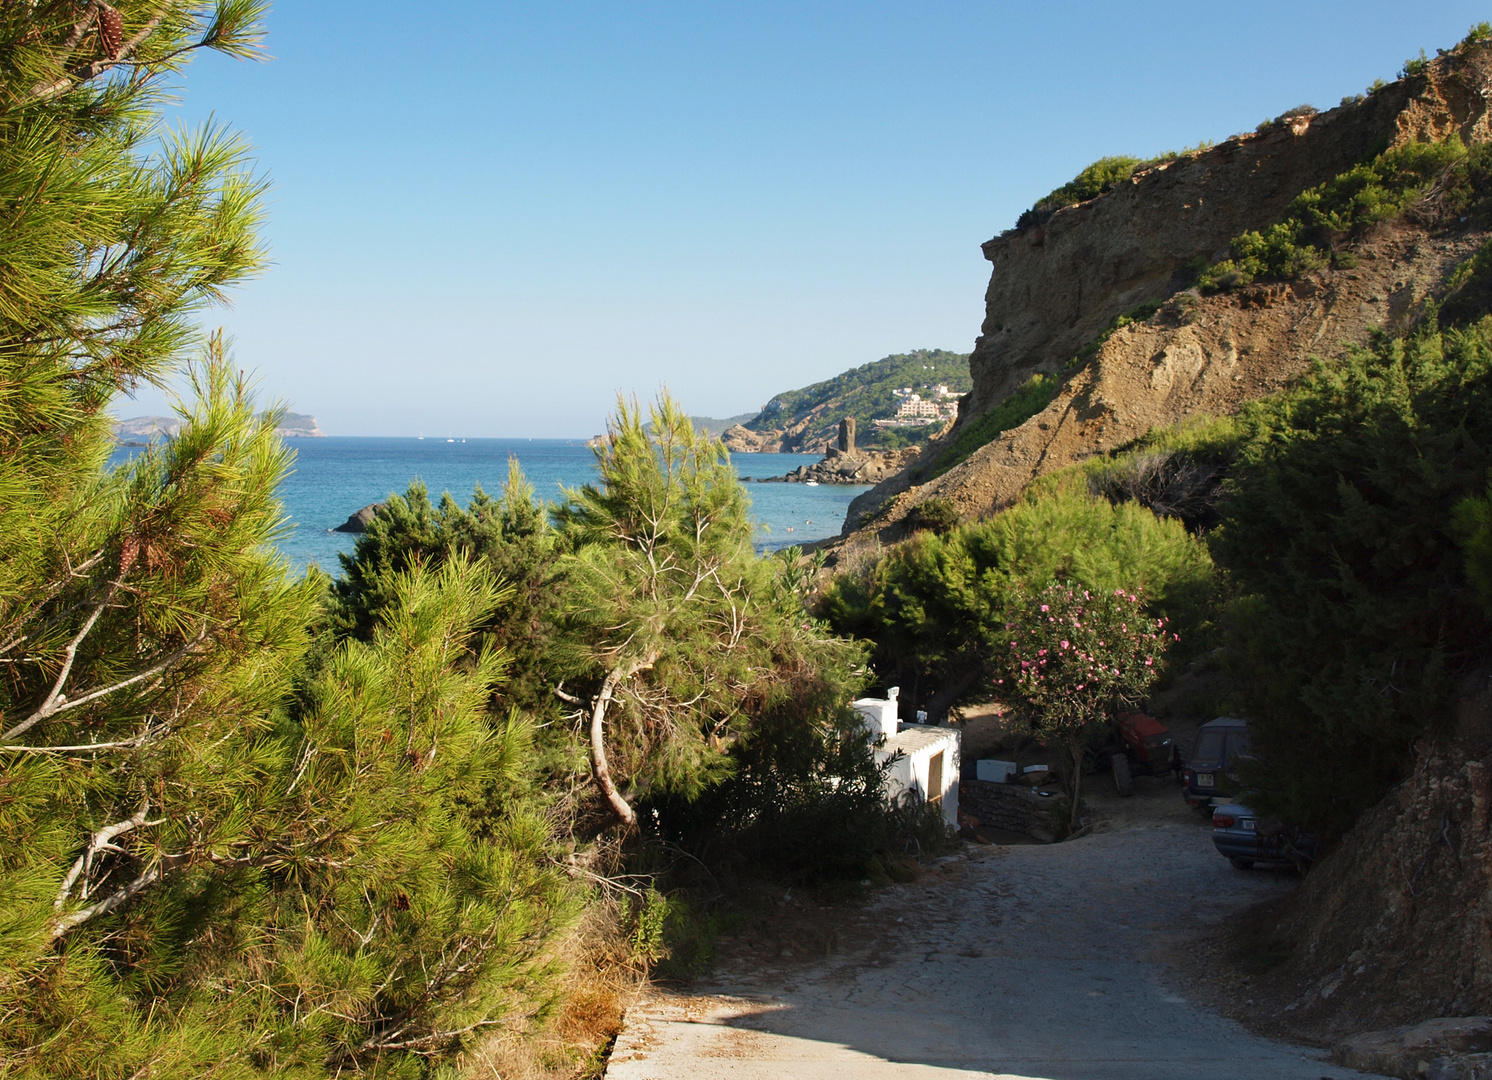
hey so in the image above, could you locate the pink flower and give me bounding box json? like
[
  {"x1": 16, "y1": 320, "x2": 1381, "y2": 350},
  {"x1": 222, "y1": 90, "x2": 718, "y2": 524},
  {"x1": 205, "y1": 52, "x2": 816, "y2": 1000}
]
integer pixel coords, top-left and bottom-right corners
[
  {"x1": 1040, "y1": 604, "x2": 1049, "y2": 612},
  {"x1": 1145, "y1": 658, "x2": 1153, "y2": 666},
  {"x1": 1060, "y1": 640, "x2": 1070, "y2": 649}
]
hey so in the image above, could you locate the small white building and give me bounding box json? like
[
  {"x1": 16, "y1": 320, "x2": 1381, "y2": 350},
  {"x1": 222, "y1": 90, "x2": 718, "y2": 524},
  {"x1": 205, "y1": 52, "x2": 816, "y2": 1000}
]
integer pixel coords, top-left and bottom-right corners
[{"x1": 852, "y1": 692, "x2": 960, "y2": 830}]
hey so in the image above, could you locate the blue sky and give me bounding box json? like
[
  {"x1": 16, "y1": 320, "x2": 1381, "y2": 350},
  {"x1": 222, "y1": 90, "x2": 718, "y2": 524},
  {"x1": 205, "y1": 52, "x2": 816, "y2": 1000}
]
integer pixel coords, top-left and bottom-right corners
[{"x1": 122, "y1": 1, "x2": 1490, "y2": 436}]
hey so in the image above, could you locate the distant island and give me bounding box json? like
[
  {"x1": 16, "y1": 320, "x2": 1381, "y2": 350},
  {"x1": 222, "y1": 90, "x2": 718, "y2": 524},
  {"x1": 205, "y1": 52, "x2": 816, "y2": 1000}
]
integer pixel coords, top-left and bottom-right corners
[
  {"x1": 114, "y1": 412, "x2": 326, "y2": 441},
  {"x1": 721, "y1": 349, "x2": 970, "y2": 453}
]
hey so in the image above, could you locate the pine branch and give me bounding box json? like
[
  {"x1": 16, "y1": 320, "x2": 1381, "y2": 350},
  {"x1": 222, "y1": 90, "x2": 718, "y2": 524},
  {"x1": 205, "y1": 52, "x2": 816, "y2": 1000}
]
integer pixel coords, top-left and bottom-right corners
[
  {"x1": 0, "y1": 548, "x2": 110, "y2": 658},
  {"x1": 29, "y1": 4, "x2": 169, "y2": 100},
  {"x1": 51, "y1": 859, "x2": 170, "y2": 940},
  {"x1": 3, "y1": 622, "x2": 213, "y2": 744},
  {"x1": 54, "y1": 801, "x2": 162, "y2": 912},
  {"x1": 1, "y1": 582, "x2": 119, "y2": 743}
]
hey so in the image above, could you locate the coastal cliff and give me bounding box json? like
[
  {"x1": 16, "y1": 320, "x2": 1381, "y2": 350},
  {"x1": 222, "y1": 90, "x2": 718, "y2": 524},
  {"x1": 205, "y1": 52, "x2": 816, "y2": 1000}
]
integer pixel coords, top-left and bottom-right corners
[{"x1": 834, "y1": 43, "x2": 1492, "y2": 552}]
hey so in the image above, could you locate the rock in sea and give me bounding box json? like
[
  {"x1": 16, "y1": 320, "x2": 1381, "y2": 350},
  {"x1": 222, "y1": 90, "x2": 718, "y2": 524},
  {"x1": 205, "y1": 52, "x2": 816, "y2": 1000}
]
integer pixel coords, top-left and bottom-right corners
[{"x1": 334, "y1": 503, "x2": 384, "y2": 534}]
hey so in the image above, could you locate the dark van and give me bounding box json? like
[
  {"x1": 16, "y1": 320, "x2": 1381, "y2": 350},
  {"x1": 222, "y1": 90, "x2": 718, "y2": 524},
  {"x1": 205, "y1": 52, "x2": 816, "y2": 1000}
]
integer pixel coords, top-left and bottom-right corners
[{"x1": 1183, "y1": 716, "x2": 1251, "y2": 809}]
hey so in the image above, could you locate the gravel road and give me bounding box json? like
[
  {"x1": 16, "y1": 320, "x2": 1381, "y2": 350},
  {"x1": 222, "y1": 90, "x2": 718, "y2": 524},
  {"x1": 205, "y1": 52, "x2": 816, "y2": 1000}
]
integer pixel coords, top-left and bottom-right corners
[{"x1": 605, "y1": 788, "x2": 1385, "y2": 1080}]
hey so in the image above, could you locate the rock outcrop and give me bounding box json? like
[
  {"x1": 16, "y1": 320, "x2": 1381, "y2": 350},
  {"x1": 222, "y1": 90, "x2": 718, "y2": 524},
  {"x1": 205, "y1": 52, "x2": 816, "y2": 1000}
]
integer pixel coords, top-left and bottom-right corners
[
  {"x1": 722, "y1": 424, "x2": 788, "y2": 453},
  {"x1": 275, "y1": 412, "x2": 326, "y2": 438},
  {"x1": 333, "y1": 503, "x2": 384, "y2": 533},
  {"x1": 758, "y1": 444, "x2": 920, "y2": 485},
  {"x1": 963, "y1": 52, "x2": 1492, "y2": 424}
]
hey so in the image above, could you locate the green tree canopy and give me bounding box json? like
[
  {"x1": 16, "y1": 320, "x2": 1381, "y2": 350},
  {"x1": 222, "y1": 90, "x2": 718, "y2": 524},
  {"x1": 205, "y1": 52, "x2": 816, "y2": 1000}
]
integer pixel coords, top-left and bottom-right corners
[
  {"x1": 553, "y1": 394, "x2": 866, "y2": 826},
  {"x1": 1214, "y1": 320, "x2": 1492, "y2": 835}
]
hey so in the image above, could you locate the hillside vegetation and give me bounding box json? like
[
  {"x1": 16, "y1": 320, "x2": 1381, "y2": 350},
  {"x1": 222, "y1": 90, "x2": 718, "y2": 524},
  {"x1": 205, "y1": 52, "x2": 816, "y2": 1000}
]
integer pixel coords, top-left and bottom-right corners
[
  {"x1": 0, "y1": 12, "x2": 943, "y2": 1079},
  {"x1": 819, "y1": 26, "x2": 1492, "y2": 1040},
  {"x1": 731, "y1": 348, "x2": 970, "y2": 452}
]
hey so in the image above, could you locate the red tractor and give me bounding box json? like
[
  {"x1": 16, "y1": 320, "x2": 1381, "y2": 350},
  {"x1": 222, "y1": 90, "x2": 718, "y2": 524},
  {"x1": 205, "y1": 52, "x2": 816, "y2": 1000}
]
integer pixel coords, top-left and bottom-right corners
[{"x1": 1085, "y1": 712, "x2": 1180, "y2": 797}]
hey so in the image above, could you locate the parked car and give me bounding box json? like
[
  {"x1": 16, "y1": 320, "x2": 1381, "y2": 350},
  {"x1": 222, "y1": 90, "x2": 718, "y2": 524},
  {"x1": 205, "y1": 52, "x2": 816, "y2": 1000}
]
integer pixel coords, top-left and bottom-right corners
[
  {"x1": 1211, "y1": 801, "x2": 1316, "y2": 871},
  {"x1": 1182, "y1": 716, "x2": 1251, "y2": 810}
]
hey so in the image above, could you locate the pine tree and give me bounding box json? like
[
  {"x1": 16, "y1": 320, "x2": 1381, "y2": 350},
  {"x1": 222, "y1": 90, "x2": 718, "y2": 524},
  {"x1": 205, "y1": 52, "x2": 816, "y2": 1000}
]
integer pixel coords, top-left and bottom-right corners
[
  {"x1": 552, "y1": 394, "x2": 866, "y2": 826},
  {"x1": 0, "y1": 9, "x2": 576, "y2": 1075}
]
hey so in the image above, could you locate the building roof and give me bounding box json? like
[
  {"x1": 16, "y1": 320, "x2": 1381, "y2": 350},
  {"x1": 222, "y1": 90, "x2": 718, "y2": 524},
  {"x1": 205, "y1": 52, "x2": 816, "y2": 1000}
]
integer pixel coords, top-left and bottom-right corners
[{"x1": 880, "y1": 725, "x2": 959, "y2": 756}]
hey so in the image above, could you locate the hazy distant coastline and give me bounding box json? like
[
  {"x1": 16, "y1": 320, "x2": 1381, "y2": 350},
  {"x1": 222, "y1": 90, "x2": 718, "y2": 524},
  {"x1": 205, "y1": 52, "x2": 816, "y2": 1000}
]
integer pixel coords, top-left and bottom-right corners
[{"x1": 114, "y1": 412, "x2": 326, "y2": 441}]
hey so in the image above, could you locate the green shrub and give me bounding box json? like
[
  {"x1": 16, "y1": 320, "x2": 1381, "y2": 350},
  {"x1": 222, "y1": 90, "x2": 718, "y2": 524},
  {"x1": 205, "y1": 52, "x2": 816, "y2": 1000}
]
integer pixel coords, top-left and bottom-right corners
[
  {"x1": 1213, "y1": 320, "x2": 1492, "y2": 836},
  {"x1": 1402, "y1": 49, "x2": 1430, "y2": 78},
  {"x1": 1439, "y1": 239, "x2": 1492, "y2": 326},
  {"x1": 1453, "y1": 476, "x2": 1492, "y2": 616},
  {"x1": 1201, "y1": 139, "x2": 1470, "y2": 291},
  {"x1": 820, "y1": 477, "x2": 1214, "y2": 720},
  {"x1": 1464, "y1": 22, "x2": 1492, "y2": 48},
  {"x1": 907, "y1": 496, "x2": 961, "y2": 535},
  {"x1": 1016, "y1": 154, "x2": 1184, "y2": 229}
]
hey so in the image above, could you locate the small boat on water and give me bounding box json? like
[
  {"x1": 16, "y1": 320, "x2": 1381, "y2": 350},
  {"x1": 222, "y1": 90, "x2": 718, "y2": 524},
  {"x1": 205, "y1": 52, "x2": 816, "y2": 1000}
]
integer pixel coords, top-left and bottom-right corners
[{"x1": 805, "y1": 479, "x2": 819, "y2": 486}]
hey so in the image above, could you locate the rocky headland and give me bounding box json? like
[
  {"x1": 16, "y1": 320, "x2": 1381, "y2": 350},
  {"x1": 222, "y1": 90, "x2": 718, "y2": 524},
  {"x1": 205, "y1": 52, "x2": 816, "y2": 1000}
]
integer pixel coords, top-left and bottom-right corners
[{"x1": 114, "y1": 411, "x2": 326, "y2": 440}]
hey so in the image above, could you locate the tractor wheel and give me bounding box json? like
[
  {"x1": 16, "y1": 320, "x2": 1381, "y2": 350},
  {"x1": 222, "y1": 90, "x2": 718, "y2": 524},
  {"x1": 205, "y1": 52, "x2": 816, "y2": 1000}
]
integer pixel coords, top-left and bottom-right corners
[
  {"x1": 1229, "y1": 856, "x2": 1254, "y2": 871},
  {"x1": 1112, "y1": 753, "x2": 1134, "y2": 797}
]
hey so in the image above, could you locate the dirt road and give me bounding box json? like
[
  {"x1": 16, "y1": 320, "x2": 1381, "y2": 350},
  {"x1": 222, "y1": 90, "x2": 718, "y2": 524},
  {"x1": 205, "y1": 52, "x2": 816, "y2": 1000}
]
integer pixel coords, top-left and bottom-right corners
[{"x1": 605, "y1": 783, "x2": 1382, "y2": 1080}]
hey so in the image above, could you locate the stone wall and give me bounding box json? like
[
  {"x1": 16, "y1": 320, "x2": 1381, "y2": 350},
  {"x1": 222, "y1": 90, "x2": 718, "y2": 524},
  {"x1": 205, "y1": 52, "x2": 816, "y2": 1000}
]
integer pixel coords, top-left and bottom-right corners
[{"x1": 959, "y1": 779, "x2": 1044, "y2": 837}]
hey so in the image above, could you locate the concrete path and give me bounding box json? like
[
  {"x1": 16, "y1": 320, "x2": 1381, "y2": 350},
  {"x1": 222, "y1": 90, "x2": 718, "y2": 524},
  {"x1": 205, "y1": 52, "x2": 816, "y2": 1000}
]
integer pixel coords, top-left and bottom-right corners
[{"x1": 605, "y1": 820, "x2": 1383, "y2": 1080}]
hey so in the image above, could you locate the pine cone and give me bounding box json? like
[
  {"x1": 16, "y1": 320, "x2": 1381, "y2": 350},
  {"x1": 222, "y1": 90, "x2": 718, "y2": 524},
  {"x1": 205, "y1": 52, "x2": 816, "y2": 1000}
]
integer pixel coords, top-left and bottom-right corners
[{"x1": 98, "y1": 4, "x2": 123, "y2": 60}]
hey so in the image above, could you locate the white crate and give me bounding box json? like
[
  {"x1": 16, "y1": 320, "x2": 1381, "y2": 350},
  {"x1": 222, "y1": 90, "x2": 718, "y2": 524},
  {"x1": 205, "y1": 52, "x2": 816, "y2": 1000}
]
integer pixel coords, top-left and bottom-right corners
[{"x1": 976, "y1": 759, "x2": 1018, "y2": 783}]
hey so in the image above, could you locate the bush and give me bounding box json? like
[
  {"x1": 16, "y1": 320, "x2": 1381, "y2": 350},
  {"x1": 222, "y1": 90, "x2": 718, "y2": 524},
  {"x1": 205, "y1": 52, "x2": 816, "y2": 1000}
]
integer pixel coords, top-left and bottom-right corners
[
  {"x1": 1200, "y1": 139, "x2": 1471, "y2": 291},
  {"x1": 907, "y1": 496, "x2": 961, "y2": 535},
  {"x1": 1001, "y1": 580, "x2": 1171, "y2": 830},
  {"x1": 1439, "y1": 239, "x2": 1492, "y2": 326},
  {"x1": 1086, "y1": 450, "x2": 1227, "y2": 531},
  {"x1": 1453, "y1": 477, "x2": 1492, "y2": 615},
  {"x1": 1212, "y1": 320, "x2": 1492, "y2": 836},
  {"x1": 821, "y1": 476, "x2": 1213, "y2": 720},
  {"x1": 1016, "y1": 154, "x2": 1179, "y2": 230}
]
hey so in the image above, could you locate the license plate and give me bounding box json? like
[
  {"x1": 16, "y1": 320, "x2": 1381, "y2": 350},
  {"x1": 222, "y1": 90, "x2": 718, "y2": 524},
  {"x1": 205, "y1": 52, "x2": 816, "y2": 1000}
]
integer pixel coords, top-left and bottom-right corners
[
  {"x1": 1197, "y1": 773, "x2": 1215, "y2": 788},
  {"x1": 1242, "y1": 819, "x2": 1255, "y2": 831}
]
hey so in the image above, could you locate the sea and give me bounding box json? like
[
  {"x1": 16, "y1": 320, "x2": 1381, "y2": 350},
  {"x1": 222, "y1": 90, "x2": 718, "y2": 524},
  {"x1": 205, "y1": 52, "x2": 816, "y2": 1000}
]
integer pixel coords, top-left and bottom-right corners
[{"x1": 108, "y1": 437, "x2": 866, "y2": 575}]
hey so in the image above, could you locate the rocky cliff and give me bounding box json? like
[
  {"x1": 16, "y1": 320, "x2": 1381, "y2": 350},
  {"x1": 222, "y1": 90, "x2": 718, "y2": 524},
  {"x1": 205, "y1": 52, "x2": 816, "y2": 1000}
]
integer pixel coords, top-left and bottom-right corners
[{"x1": 833, "y1": 43, "x2": 1492, "y2": 556}]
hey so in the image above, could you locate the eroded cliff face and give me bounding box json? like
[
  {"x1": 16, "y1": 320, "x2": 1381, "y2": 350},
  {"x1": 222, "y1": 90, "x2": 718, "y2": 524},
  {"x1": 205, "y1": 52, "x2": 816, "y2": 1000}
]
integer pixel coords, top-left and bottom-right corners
[
  {"x1": 965, "y1": 50, "x2": 1492, "y2": 421},
  {"x1": 831, "y1": 46, "x2": 1492, "y2": 556}
]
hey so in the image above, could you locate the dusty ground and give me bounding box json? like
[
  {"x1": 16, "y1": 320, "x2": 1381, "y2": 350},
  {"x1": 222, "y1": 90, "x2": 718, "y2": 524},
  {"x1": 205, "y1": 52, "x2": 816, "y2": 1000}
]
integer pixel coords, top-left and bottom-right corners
[{"x1": 605, "y1": 774, "x2": 1384, "y2": 1079}]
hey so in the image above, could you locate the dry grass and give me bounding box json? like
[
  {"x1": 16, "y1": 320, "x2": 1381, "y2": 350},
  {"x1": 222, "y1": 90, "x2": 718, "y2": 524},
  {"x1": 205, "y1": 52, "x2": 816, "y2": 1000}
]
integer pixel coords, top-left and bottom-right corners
[{"x1": 459, "y1": 898, "x2": 645, "y2": 1080}]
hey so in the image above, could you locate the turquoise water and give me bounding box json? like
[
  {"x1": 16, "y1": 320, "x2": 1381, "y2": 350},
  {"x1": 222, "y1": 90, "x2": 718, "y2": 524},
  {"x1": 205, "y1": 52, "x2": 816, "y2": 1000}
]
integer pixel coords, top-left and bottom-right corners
[{"x1": 109, "y1": 437, "x2": 866, "y2": 574}]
